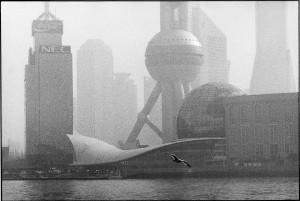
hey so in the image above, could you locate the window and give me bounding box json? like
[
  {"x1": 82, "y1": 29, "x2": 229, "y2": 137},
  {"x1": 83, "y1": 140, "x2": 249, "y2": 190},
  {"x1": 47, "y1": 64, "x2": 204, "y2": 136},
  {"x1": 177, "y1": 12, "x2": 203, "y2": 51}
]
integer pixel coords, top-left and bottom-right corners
[
  {"x1": 270, "y1": 144, "x2": 279, "y2": 156},
  {"x1": 270, "y1": 125, "x2": 277, "y2": 143},
  {"x1": 284, "y1": 103, "x2": 293, "y2": 122},
  {"x1": 240, "y1": 105, "x2": 248, "y2": 124},
  {"x1": 269, "y1": 103, "x2": 278, "y2": 122},
  {"x1": 254, "y1": 104, "x2": 263, "y2": 123},
  {"x1": 284, "y1": 143, "x2": 290, "y2": 156},
  {"x1": 229, "y1": 105, "x2": 237, "y2": 124},
  {"x1": 255, "y1": 125, "x2": 264, "y2": 142},
  {"x1": 255, "y1": 144, "x2": 264, "y2": 156},
  {"x1": 241, "y1": 126, "x2": 248, "y2": 144},
  {"x1": 254, "y1": 126, "x2": 259, "y2": 142},
  {"x1": 289, "y1": 124, "x2": 294, "y2": 144},
  {"x1": 229, "y1": 144, "x2": 236, "y2": 155}
]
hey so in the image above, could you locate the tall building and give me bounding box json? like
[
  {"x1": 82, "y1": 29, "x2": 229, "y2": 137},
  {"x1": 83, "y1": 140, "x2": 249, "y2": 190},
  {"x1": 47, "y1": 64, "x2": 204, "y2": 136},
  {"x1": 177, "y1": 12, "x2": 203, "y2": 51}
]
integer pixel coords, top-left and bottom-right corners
[
  {"x1": 73, "y1": 97, "x2": 77, "y2": 132},
  {"x1": 139, "y1": 76, "x2": 162, "y2": 146},
  {"x1": 77, "y1": 39, "x2": 114, "y2": 142},
  {"x1": 250, "y1": 1, "x2": 296, "y2": 95},
  {"x1": 112, "y1": 73, "x2": 137, "y2": 147},
  {"x1": 25, "y1": 3, "x2": 73, "y2": 166},
  {"x1": 190, "y1": 4, "x2": 230, "y2": 87},
  {"x1": 160, "y1": 2, "x2": 230, "y2": 88}
]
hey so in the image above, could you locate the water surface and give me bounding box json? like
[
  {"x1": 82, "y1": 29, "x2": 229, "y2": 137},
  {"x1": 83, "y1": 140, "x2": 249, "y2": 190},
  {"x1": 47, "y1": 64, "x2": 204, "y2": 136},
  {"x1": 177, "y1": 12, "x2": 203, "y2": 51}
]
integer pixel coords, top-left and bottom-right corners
[{"x1": 2, "y1": 177, "x2": 299, "y2": 200}]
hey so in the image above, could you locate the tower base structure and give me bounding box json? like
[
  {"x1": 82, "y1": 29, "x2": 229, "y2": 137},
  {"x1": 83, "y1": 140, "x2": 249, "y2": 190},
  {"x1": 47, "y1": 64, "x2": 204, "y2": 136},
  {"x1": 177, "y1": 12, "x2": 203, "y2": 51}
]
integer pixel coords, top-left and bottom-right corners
[{"x1": 250, "y1": 49, "x2": 296, "y2": 95}]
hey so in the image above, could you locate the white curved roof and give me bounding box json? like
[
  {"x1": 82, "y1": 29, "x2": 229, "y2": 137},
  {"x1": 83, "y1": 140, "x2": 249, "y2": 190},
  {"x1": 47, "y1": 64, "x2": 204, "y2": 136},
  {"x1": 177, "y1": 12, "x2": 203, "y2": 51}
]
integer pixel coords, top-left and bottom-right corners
[
  {"x1": 67, "y1": 132, "x2": 223, "y2": 165},
  {"x1": 67, "y1": 133, "x2": 163, "y2": 165}
]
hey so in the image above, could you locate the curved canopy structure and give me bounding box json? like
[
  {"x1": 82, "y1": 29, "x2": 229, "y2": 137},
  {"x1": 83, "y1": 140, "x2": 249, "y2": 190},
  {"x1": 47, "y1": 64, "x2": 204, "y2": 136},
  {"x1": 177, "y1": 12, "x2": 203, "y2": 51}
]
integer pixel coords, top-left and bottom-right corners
[{"x1": 67, "y1": 133, "x2": 223, "y2": 165}]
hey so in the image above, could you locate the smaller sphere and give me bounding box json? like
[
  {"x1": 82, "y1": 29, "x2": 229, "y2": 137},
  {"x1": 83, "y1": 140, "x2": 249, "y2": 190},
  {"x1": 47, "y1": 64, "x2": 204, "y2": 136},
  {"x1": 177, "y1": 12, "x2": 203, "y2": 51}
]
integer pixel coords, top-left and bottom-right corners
[
  {"x1": 145, "y1": 29, "x2": 202, "y2": 82},
  {"x1": 177, "y1": 82, "x2": 246, "y2": 139}
]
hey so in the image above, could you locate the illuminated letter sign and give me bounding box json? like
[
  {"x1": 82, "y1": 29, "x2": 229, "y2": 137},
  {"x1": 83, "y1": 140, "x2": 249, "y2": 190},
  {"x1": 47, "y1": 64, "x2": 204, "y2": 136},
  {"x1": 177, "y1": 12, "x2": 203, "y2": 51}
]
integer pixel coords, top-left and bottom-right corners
[
  {"x1": 39, "y1": 46, "x2": 71, "y2": 53},
  {"x1": 32, "y1": 20, "x2": 63, "y2": 36}
]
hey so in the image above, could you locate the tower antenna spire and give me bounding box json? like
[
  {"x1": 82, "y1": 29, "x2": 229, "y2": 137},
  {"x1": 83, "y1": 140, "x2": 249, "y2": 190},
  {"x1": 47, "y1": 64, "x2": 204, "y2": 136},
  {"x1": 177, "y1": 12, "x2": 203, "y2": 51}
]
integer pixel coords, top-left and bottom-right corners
[
  {"x1": 45, "y1": 2, "x2": 49, "y2": 13},
  {"x1": 44, "y1": 2, "x2": 50, "y2": 20}
]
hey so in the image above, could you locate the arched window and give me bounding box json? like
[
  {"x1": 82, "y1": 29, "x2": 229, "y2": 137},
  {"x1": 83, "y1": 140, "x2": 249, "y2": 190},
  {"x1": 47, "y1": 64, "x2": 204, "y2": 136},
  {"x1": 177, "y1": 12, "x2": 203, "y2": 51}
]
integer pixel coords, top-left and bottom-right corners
[
  {"x1": 268, "y1": 103, "x2": 278, "y2": 122},
  {"x1": 229, "y1": 105, "x2": 236, "y2": 124},
  {"x1": 254, "y1": 104, "x2": 262, "y2": 123},
  {"x1": 284, "y1": 103, "x2": 293, "y2": 122},
  {"x1": 240, "y1": 105, "x2": 248, "y2": 124}
]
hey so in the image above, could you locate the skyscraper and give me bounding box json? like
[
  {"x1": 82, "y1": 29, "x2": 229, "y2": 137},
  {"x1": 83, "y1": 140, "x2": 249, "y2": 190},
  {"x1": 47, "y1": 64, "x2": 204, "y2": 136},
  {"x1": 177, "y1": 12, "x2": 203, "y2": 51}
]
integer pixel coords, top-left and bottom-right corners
[
  {"x1": 77, "y1": 39, "x2": 114, "y2": 142},
  {"x1": 190, "y1": 3, "x2": 230, "y2": 87},
  {"x1": 112, "y1": 73, "x2": 137, "y2": 147},
  {"x1": 250, "y1": 1, "x2": 296, "y2": 95},
  {"x1": 160, "y1": 2, "x2": 230, "y2": 88},
  {"x1": 25, "y1": 3, "x2": 73, "y2": 165}
]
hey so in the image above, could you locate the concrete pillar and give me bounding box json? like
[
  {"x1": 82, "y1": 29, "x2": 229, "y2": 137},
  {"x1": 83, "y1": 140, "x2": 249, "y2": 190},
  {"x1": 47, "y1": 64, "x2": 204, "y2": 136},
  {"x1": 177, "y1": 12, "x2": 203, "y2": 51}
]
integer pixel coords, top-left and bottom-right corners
[{"x1": 161, "y1": 81, "x2": 184, "y2": 143}]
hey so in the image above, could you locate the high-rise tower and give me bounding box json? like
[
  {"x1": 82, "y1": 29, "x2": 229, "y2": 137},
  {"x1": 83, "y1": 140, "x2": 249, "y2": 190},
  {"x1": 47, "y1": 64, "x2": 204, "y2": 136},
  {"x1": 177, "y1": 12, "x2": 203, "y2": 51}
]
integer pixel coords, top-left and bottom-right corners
[
  {"x1": 189, "y1": 3, "x2": 230, "y2": 87},
  {"x1": 77, "y1": 39, "x2": 114, "y2": 142},
  {"x1": 25, "y1": 2, "x2": 73, "y2": 166},
  {"x1": 112, "y1": 73, "x2": 138, "y2": 147},
  {"x1": 250, "y1": 1, "x2": 296, "y2": 95}
]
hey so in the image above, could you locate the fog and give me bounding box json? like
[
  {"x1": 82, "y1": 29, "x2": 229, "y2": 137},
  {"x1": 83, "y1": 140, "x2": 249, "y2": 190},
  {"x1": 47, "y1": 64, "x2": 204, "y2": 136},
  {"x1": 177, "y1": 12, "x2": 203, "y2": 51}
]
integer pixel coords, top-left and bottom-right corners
[{"x1": 1, "y1": 2, "x2": 298, "y2": 153}]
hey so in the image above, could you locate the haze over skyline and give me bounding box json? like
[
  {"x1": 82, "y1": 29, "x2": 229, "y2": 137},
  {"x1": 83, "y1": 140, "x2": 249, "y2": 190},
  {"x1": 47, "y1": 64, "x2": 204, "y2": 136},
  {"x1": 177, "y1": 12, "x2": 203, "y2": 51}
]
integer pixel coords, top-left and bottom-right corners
[{"x1": 1, "y1": 1, "x2": 298, "y2": 150}]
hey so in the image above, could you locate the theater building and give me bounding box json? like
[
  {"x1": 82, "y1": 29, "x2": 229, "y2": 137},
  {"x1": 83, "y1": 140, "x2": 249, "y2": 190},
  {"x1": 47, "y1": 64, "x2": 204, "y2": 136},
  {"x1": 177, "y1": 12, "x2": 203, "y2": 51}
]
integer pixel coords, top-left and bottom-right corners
[{"x1": 224, "y1": 92, "x2": 298, "y2": 162}]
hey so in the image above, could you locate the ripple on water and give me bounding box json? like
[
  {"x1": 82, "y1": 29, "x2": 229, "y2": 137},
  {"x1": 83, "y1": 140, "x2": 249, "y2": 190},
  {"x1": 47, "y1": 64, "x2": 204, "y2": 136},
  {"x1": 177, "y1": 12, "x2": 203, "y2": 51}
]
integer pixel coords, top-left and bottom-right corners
[{"x1": 2, "y1": 177, "x2": 299, "y2": 200}]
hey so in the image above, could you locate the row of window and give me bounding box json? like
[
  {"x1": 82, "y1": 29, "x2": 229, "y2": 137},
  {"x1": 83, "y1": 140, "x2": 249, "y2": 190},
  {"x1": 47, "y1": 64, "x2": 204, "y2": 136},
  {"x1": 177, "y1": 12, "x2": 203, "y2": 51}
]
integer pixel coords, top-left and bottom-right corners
[
  {"x1": 228, "y1": 102, "x2": 295, "y2": 124},
  {"x1": 228, "y1": 143, "x2": 291, "y2": 157},
  {"x1": 228, "y1": 124, "x2": 294, "y2": 145}
]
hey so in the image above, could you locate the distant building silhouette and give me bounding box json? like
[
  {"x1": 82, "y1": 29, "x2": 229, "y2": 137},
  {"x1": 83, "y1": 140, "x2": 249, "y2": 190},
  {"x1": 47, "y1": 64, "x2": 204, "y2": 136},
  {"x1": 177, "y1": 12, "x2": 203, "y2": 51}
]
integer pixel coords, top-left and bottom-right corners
[
  {"x1": 2, "y1": 147, "x2": 9, "y2": 162},
  {"x1": 250, "y1": 1, "x2": 296, "y2": 95},
  {"x1": 77, "y1": 39, "x2": 114, "y2": 142},
  {"x1": 112, "y1": 73, "x2": 137, "y2": 147},
  {"x1": 190, "y1": 4, "x2": 230, "y2": 87},
  {"x1": 25, "y1": 3, "x2": 73, "y2": 166},
  {"x1": 73, "y1": 97, "x2": 77, "y2": 132},
  {"x1": 160, "y1": 2, "x2": 230, "y2": 88}
]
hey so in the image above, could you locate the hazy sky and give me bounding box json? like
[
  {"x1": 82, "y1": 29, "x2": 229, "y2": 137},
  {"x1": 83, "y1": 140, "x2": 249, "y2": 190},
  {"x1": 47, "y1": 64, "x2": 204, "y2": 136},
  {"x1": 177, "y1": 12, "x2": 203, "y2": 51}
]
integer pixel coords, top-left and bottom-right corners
[{"x1": 1, "y1": 1, "x2": 298, "y2": 148}]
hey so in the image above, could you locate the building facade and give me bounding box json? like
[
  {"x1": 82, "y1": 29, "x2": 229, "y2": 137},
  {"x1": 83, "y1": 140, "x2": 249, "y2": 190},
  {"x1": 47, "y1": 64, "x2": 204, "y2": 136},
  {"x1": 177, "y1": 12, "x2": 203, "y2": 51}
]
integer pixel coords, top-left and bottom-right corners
[
  {"x1": 250, "y1": 1, "x2": 296, "y2": 95},
  {"x1": 25, "y1": 7, "x2": 73, "y2": 166},
  {"x1": 177, "y1": 83, "x2": 298, "y2": 164},
  {"x1": 112, "y1": 73, "x2": 138, "y2": 147},
  {"x1": 224, "y1": 93, "x2": 298, "y2": 162},
  {"x1": 77, "y1": 39, "x2": 114, "y2": 141},
  {"x1": 189, "y1": 3, "x2": 230, "y2": 87}
]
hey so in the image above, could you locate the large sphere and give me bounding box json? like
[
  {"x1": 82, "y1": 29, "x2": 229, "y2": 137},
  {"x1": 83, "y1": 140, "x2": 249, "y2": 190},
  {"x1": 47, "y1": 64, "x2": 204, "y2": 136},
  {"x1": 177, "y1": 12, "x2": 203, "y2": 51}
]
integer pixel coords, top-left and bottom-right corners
[
  {"x1": 177, "y1": 82, "x2": 246, "y2": 139},
  {"x1": 145, "y1": 29, "x2": 202, "y2": 82}
]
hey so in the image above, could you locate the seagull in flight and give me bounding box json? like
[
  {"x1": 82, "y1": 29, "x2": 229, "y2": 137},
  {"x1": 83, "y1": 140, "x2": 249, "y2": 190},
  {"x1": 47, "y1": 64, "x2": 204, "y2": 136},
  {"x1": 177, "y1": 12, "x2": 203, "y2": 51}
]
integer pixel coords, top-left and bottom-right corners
[{"x1": 165, "y1": 153, "x2": 191, "y2": 168}]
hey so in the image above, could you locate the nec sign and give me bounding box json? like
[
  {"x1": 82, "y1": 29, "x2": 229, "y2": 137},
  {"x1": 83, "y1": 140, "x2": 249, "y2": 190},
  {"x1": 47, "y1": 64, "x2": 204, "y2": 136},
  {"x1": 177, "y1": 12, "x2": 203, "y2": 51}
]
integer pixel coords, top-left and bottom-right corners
[{"x1": 39, "y1": 45, "x2": 71, "y2": 53}]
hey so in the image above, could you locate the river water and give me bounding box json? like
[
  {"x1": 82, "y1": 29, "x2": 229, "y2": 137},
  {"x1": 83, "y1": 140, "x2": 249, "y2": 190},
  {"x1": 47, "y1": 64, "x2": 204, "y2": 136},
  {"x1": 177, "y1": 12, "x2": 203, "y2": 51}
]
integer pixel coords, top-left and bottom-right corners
[{"x1": 2, "y1": 177, "x2": 299, "y2": 200}]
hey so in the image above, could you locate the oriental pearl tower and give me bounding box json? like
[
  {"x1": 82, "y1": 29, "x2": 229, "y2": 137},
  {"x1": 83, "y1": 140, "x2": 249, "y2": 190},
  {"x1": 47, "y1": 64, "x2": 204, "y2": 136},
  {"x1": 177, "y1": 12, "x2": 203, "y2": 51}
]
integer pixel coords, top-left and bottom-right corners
[{"x1": 121, "y1": 2, "x2": 202, "y2": 149}]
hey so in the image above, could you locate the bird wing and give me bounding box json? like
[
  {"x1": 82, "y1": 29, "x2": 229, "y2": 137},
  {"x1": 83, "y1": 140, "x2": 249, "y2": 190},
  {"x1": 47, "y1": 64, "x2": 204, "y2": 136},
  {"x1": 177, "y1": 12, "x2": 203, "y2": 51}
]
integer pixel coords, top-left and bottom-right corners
[
  {"x1": 182, "y1": 160, "x2": 191, "y2": 168},
  {"x1": 171, "y1": 154, "x2": 180, "y2": 161}
]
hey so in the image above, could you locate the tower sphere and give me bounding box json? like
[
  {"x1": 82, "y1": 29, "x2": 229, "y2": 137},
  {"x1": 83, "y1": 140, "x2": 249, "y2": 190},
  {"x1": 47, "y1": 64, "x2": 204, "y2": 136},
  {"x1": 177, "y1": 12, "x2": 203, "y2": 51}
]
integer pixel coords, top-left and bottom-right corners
[{"x1": 145, "y1": 29, "x2": 203, "y2": 82}]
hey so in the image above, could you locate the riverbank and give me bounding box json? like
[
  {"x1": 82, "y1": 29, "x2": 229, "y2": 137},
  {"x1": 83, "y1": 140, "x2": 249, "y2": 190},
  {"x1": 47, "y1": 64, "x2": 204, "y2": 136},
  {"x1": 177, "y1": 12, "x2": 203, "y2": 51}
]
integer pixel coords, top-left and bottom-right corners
[{"x1": 2, "y1": 167, "x2": 298, "y2": 180}]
